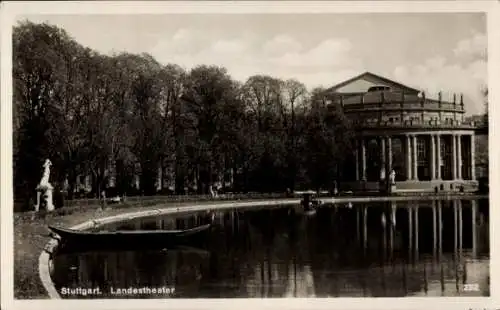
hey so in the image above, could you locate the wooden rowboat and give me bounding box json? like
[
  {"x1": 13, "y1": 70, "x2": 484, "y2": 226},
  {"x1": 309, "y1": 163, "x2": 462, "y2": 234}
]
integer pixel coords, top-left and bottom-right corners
[
  {"x1": 293, "y1": 190, "x2": 322, "y2": 216},
  {"x1": 48, "y1": 223, "x2": 212, "y2": 251}
]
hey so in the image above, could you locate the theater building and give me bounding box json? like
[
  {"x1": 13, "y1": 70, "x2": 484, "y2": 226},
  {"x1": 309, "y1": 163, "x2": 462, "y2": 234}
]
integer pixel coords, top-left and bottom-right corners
[{"x1": 327, "y1": 72, "x2": 481, "y2": 192}]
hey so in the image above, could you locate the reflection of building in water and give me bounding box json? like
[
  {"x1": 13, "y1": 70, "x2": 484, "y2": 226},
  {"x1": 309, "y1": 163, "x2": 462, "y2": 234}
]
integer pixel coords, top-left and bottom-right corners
[
  {"x1": 53, "y1": 202, "x2": 488, "y2": 298},
  {"x1": 246, "y1": 261, "x2": 279, "y2": 297},
  {"x1": 283, "y1": 264, "x2": 315, "y2": 297},
  {"x1": 354, "y1": 200, "x2": 486, "y2": 259},
  {"x1": 312, "y1": 254, "x2": 486, "y2": 297},
  {"x1": 409, "y1": 259, "x2": 490, "y2": 297}
]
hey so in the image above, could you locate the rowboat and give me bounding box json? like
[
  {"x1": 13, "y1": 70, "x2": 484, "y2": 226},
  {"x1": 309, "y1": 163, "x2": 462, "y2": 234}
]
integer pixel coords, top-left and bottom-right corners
[
  {"x1": 48, "y1": 223, "x2": 213, "y2": 251},
  {"x1": 294, "y1": 190, "x2": 323, "y2": 216}
]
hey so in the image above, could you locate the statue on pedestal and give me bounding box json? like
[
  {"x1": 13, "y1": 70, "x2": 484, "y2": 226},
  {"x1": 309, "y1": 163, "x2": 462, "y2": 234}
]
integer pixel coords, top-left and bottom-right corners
[
  {"x1": 389, "y1": 169, "x2": 396, "y2": 185},
  {"x1": 34, "y1": 159, "x2": 55, "y2": 212}
]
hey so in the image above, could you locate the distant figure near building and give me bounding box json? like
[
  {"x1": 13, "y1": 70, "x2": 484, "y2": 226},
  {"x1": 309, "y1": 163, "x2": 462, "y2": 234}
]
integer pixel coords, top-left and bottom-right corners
[{"x1": 326, "y1": 72, "x2": 481, "y2": 192}]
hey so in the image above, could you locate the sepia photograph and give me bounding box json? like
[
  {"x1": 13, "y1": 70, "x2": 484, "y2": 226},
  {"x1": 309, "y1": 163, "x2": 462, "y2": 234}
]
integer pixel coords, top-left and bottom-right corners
[{"x1": 0, "y1": 1, "x2": 497, "y2": 310}]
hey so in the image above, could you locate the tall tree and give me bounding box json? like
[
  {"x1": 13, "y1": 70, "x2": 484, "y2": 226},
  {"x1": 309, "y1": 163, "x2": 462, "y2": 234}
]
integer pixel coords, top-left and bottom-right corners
[
  {"x1": 242, "y1": 75, "x2": 288, "y2": 191},
  {"x1": 157, "y1": 64, "x2": 187, "y2": 193},
  {"x1": 182, "y1": 65, "x2": 240, "y2": 193},
  {"x1": 13, "y1": 21, "x2": 84, "y2": 203},
  {"x1": 116, "y1": 53, "x2": 167, "y2": 195},
  {"x1": 301, "y1": 93, "x2": 354, "y2": 191},
  {"x1": 282, "y1": 79, "x2": 307, "y2": 189}
]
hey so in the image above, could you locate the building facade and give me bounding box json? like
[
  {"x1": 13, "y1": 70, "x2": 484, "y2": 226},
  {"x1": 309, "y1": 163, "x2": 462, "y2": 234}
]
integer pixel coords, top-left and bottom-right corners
[{"x1": 327, "y1": 72, "x2": 480, "y2": 192}]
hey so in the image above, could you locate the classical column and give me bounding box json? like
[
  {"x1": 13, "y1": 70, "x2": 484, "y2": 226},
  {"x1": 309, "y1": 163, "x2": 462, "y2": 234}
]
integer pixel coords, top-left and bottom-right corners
[
  {"x1": 412, "y1": 135, "x2": 418, "y2": 180},
  {"x1": 361, "y1": 139, "x2": 367, "y2": 181},
  {"x1": 355, "y1": 140, "x2": 360, "y2": 181},
  {"x1": 437, "y1": 134, "x2": 442, "y2": 180},
  {"x1": 430, "y1": 135, "x2": 436, "y2": 180},
  {"x1": 470, "y1": 134, "x2": 476, "y2": 180},
  {"x1": 381, "y1": 137, "x2": 386, "y2": 167},
  {"x1": 406, "y1": 135, "x2": 412, "y2": 180},
  {"x1": 452, "y1": 134, "x2": 457, "y2": 180},
  {"x1": 457, "y1": 135, "x2": 462, "y2": 180},
  {"x1": 387, "y1": 137, "x2": 393, "y2": 172}
]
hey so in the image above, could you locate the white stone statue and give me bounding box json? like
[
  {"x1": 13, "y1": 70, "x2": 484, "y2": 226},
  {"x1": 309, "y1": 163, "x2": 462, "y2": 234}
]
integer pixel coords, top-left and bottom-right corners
[
  {"x1": 40, "y1": 159, "x2": 52, "y2": 185},
  {"x1": 389, "y1": 169, "x2": 396, "y2": 185},
  {"x1": 35, "y1": 159, "x2": 55, "y2": 212}
]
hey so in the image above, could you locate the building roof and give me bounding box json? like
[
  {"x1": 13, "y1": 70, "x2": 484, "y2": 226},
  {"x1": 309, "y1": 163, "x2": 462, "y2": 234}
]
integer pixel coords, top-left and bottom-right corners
[{"x1": 327, "y1": 72, "x2": 421, "y2": 95}]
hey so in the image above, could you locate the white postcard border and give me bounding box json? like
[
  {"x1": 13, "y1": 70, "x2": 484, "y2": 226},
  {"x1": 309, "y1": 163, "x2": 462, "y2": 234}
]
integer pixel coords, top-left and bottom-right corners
[{"x1": 1, "y1": 1, "x2": 498, "y2": 309}]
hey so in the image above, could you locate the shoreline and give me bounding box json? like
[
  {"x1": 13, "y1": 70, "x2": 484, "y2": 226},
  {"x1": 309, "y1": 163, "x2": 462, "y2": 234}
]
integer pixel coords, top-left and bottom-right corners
[{"x1": 14, "y1": 193, "x2": 489, "y2": 299}]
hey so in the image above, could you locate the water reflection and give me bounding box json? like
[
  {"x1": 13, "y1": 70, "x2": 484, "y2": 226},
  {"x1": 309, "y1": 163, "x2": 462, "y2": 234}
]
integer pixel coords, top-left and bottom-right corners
[{"x1": 51, "y1": 199, "x2": 489, "y2": 298}]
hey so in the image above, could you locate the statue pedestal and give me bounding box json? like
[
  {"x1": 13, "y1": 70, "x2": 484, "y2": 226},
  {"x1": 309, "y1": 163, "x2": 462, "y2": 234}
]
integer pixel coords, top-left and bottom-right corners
[
  {"x1": 388, "y1": 184, "x2": 396, "y2": 194},
  {"x1": 35, "y1": 183, "x2": 54, "y2": 212}
]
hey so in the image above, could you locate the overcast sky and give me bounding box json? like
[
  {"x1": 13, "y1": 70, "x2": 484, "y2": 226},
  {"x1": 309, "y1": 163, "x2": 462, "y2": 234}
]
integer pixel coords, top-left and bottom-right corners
[{"x1": 18, "y1": 13, "x2": 487, "y2": 115}]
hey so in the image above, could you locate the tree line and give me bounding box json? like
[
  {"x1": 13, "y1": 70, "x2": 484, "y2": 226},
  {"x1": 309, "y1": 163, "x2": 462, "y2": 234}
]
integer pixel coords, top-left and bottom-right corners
[{"x1": 13, "y1": 21, "x2": 355, "y2": 208}]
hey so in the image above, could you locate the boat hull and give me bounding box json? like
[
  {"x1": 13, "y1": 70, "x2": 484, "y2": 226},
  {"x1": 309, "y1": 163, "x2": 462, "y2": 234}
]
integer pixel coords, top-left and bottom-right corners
[{"x1": 48, "y1": 224, "x2": 212, "y2": 252}]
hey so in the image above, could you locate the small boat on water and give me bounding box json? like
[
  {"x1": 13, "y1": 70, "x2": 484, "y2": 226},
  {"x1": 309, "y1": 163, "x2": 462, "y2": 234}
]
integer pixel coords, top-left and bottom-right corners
[
  {"x1": 294, "y1": 190, "x2": 324, "y2": 216},
  {"x1": 48, "y1": 222, "x2": 213, "y2": 251}
]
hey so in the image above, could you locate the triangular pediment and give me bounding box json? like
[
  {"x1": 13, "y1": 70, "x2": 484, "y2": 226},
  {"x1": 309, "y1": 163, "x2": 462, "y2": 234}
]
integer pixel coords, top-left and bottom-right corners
[{"x1": 328, "y1": 72, "x2": 420, "y2": 94}]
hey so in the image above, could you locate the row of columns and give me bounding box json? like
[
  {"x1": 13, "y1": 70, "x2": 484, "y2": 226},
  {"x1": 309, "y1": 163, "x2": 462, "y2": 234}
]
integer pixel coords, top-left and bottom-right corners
[
  {"x1": 429, "y1": 133, "x2": 475, "y2": 180},
  {"x1": 405, "y1": 135, "x2": 418, "y2": 180},
  {"x1": 355, "y1": 132, "x2": 476, "y2": 182}
]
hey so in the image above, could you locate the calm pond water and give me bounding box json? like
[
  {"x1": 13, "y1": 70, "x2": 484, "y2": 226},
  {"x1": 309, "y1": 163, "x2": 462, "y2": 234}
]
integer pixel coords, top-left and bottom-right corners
[{"x1": 51, "y1": 198, "x2": 490, "y2": 298}]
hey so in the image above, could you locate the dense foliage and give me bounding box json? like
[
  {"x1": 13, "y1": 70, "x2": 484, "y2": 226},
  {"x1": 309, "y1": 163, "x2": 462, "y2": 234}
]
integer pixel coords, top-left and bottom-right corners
[{"x1": 13, "y1": 21, "x2": 356, "y2": 207}]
